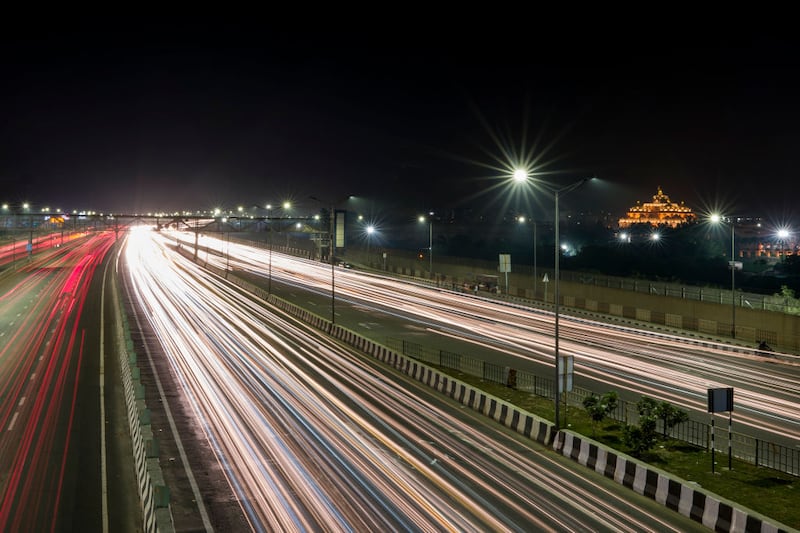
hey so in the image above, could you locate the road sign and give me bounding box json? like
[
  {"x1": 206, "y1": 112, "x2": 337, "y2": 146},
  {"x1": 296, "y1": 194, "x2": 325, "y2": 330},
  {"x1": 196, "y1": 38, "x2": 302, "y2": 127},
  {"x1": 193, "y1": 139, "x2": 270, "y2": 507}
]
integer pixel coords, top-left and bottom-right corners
[{"x1": 498, "y1": 254, "x2": 511, "y2": 273}]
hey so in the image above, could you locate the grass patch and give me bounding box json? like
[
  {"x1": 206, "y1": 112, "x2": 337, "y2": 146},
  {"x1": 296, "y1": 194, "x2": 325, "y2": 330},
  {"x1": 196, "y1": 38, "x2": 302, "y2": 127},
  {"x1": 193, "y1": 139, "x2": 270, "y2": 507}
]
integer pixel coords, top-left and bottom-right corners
[{"x1": 439, "y1": 367, "x2": 799, "y2": 530}]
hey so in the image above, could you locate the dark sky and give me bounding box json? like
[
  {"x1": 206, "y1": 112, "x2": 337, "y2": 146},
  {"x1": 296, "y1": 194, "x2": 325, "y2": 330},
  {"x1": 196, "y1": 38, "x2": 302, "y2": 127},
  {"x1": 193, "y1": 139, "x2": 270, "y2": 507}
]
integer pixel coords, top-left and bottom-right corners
[{"x1": 1, "y1": 18, "x2": 798, "y2": 223}]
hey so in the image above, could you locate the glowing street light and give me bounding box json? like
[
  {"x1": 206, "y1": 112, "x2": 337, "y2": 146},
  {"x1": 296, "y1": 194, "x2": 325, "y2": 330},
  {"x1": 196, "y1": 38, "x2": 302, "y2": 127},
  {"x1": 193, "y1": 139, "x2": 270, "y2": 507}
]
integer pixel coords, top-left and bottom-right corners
[
  {"x1": 513, "y1": 169, "x2": 594, "y2": 431},
  {"x1": 517, "y1": 215, "x2": 538, "y2": 297},
  {"x1": 266, "y1": 204, "x2": 273, "y2": 293},
  {"x1": 710, "y1": 213, "x2": 737, "y2": 338},
  {"x1": 418, "y1": 214, "x2": 433, "y2": 276},
  {"x1": 365, "y1": 224, "x2": 375, "y2": 257}
]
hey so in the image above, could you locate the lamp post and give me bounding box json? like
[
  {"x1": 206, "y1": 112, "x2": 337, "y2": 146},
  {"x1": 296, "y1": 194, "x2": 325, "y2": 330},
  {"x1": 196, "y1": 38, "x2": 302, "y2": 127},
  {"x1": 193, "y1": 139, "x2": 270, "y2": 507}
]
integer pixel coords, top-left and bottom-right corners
[
  {"x1": 310, "y1": 195, "x2": 351, "y2": 325},
  {"x1": 418, "y1": 214, "x2": 433, "y2": 277},
  {"x1": 266, "y1": 204, "x2": 273, "y2": 294},
  {"x1": 711, "y1": 214, "x2": 736, "y2": 338},
  {"x1": 517, "y1": 215, "x2": 538, "y2": 298},
  {"x1": 283, "y1": 201, "x2": 292, "y2": 249},
  {"x1": 514, "y1": 169, "x2": 593, "y2": 431},
  {"x1": 776, "y1": 228, "x2": 791, "y2": 257},
  {"x1": 365, "y1": 224, "x2": 375, "y2": 259}
]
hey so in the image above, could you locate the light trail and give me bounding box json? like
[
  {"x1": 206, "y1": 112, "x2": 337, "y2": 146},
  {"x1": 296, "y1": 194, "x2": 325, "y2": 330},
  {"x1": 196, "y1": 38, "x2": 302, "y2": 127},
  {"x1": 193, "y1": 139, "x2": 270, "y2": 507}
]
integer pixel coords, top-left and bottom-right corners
[
  {"x1": 0, "y1": 232, "x2": 116, "y2": 531},
  {"x1": 180, "y1": 231, "x2": 800, "y2": 445},
  {"x1": 125, "y1": 230, "x2": 698, "y2": 531}
]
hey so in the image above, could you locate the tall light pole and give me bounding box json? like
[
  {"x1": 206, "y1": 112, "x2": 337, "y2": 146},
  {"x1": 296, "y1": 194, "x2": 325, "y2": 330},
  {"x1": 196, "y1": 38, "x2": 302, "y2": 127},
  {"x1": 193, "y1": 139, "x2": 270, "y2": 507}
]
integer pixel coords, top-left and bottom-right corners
[
  {"x1": 419, "y1": 214, "x2": 433, "y2": 277},
  {"x1": 514, "y1": 169, "x2": 593, "y2": 431},
  {"x1": 517, "y1": 215, "x2": 537, "y2": 297},
  {"x1": 365, "y1": 224, "x2": 375, "y2": 258},
  {"x1": 311, "y1": 195, "x2": 350, "y2": 325},
  {"x1": 282, "y1": 201, "x2": 291, "y2": 249},
  {"x1": 266, "y1": 204, "x2": 272, "y2": 294},
  {"x1": 711, "y1": 213, "x2": 736, "y2": 338}
]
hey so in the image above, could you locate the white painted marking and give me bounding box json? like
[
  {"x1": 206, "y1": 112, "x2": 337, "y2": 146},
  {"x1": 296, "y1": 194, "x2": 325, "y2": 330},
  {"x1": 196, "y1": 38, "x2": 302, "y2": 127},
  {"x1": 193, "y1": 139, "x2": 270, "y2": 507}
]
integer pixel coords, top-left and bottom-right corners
[
  {"x1": 7, "y1": 412, "x2": 19, "y2": 431},
  {"x1": 18, "y1": 397, "x2": 26, "y2": 407},
  {"x1": 30, "y1": 373, "x2": 36, "y2": 380}
]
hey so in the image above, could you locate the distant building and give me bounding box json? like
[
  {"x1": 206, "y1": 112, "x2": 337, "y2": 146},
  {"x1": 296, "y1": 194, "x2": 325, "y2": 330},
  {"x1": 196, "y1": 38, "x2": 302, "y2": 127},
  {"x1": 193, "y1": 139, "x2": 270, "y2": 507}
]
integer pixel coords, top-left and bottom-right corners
[{"x1": 618, "y1": 186, "x2": 697, "y2": 228}]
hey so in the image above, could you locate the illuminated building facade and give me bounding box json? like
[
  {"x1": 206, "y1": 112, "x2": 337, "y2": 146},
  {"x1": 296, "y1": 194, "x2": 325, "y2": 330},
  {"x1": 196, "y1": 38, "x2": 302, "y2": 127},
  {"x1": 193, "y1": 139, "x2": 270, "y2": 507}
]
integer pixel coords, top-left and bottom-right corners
[{"x1": 618, "y1": 186, "x2": 697, "y2": 228}]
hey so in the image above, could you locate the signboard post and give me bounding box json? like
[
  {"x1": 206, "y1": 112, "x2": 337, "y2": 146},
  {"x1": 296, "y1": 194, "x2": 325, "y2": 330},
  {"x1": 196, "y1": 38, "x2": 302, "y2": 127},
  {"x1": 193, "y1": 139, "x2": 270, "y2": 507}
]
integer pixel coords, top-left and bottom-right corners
[
  {"x1": 498, "y1": 254, "x2": 511, "y2": 296},
  {"x1": 707, "y1": 387, "x2": 734, "y2": 473}
]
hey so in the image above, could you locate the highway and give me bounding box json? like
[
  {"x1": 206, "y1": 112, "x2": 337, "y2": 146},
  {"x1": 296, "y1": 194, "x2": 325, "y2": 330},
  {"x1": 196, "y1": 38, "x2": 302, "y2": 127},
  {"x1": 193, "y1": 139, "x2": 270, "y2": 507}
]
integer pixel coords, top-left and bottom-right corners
[
  {"x1": 124, "y1": 229, "x2": 705, "y2": 531},
  {"x1": 179, "y1": 231, "x2": 800, "y2": 447},
  {"x1": 0, "y1": 232, "x2": 118, "y2": 531}
]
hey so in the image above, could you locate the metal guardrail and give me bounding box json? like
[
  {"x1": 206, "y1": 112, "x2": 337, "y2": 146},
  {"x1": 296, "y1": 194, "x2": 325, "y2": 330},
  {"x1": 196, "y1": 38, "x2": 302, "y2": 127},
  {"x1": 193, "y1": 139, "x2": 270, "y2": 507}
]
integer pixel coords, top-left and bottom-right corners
[{"x1": 389, "y1": 337, "x2": 800, "y2": 477}]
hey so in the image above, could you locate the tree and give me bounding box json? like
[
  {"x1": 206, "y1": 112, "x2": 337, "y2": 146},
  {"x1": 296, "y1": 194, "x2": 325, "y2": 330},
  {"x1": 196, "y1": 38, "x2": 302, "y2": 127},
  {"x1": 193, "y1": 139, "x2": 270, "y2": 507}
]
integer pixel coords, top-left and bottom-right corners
[
  {"x1": 635, "y1": 396, "x2": 689, "y2": 439},
  {"x1": 582, "y1": 391, "x2": 618, "y2": 437},
  {"x1": 623, "y1": 416, "x2": 658, "y2": 457},
  {"x1": 655, "y1": 402, "x2": 689, "y2": 438}
]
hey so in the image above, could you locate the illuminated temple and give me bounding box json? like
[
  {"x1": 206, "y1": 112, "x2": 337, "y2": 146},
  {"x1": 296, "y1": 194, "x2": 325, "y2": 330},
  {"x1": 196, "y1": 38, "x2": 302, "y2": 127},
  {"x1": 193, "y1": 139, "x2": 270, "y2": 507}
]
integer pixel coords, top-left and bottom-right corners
[{"x1": 618, "y1": 186, "x2": 697, "y2": 228}]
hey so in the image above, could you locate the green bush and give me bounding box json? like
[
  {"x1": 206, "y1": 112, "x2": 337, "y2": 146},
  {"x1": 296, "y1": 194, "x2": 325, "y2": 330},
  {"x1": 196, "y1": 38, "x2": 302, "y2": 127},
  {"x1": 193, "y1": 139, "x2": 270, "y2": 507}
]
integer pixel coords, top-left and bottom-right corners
[{"x1": 582, "y1": 391, "x2": 618, "y2": 437}]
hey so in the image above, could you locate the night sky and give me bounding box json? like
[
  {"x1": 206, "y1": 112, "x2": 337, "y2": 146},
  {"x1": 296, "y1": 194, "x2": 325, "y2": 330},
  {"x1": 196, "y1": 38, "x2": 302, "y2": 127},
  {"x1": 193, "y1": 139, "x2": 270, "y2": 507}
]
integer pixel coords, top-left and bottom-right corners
[{"x1": 1, "y1": 18, "x2": 798, "y2": 223}]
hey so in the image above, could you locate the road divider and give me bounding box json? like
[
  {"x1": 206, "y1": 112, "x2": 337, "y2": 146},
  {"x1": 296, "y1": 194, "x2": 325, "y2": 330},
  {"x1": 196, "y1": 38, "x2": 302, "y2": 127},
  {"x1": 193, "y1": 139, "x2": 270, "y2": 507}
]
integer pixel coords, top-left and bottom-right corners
[{"x1": 111, "y1": 278, "x2": 173, "y2": 533}]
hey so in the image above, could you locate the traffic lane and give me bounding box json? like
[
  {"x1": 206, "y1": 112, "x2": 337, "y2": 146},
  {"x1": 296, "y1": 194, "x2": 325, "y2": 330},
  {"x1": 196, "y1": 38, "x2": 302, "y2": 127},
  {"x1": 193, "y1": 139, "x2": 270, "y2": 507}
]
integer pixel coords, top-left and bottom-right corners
[
  {"x1": 239, "y1": 257, "x2": 800, "y2": 445},
  {"x1": 379, "y1": 355, "x2": 708, "y2": 533},
  {"x1": 0, "y1": 233, "x2": 116, "y2": 531},
  {"x1": 125, "y1": 235, "x2": 488, "y2": 530},
  {"x1": 133, "y1": 232, "x2": 705, "y2": 531}
]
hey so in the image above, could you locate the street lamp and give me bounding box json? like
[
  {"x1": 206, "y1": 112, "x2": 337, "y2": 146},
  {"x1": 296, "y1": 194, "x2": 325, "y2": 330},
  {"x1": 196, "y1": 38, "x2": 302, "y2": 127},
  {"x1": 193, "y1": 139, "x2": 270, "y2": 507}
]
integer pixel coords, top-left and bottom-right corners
[
  {"x1": 266, "y1": 204, "x2": 273, "y2": 294},
  {"x1": 418, "y1": 214, "x2": 433, "y2": 277},
  {"x1": 310, "y1": 195, "x2": 351, "y2": 325},
  {"x1": 711, "y1": 213, "x2": 737, "y2": 338},
  {"x1": 517, "y1": 215, "x2": 538, "y2": 297},
  {"x1": 514, "y1": 169, "x2": 593, "y2": 431},
  {"x1": 776, "y1": 228, "x2": 791, "y2": 257},
  {"x1": 365, "y1": 224, "x2": 375, "y2": 258}
]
